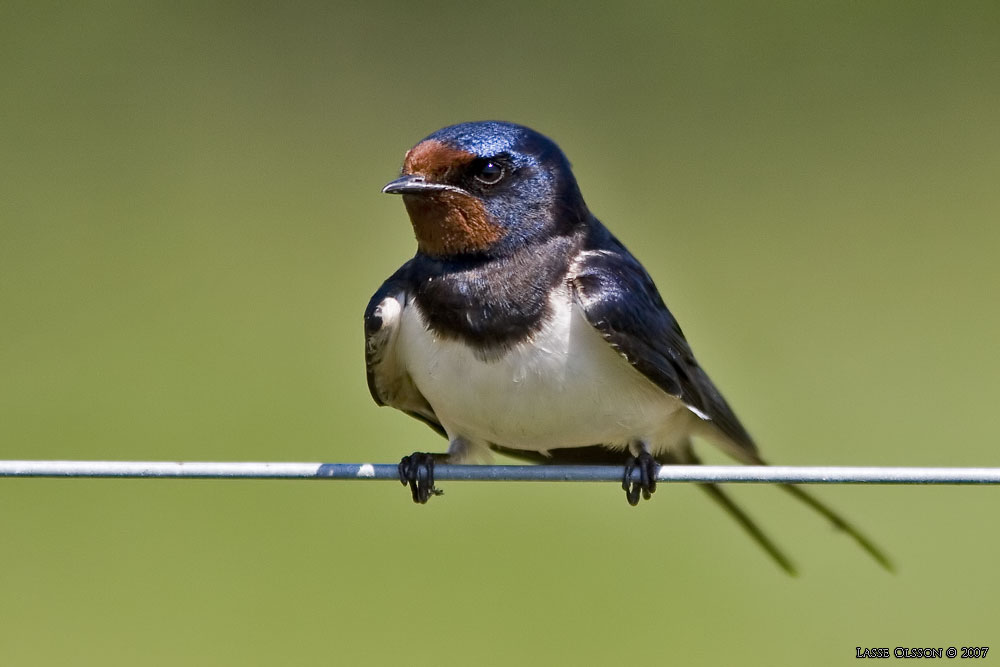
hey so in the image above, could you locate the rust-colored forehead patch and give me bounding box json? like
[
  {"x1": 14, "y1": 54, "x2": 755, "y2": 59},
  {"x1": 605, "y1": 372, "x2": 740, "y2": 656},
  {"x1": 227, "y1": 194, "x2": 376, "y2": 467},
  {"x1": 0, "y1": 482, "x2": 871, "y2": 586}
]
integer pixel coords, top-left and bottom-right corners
[{"x1": 403, "y1": 139, "x2": 476, "y2": 180}]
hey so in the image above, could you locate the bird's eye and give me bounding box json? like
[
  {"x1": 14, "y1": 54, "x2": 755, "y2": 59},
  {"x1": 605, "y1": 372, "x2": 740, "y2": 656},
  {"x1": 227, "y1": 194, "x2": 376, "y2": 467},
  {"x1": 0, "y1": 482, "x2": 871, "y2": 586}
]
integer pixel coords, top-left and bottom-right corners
[{"x1": 474, "y1": 160, "x2": 504, "y2": 185}]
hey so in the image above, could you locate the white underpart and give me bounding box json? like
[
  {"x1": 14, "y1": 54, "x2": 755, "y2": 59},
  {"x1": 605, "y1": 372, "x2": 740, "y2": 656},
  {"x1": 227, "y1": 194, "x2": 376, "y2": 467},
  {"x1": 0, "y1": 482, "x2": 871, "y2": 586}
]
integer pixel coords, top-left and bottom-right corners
[{"x1": 394, "y1": 283, "x2": 700, "y2": 463}]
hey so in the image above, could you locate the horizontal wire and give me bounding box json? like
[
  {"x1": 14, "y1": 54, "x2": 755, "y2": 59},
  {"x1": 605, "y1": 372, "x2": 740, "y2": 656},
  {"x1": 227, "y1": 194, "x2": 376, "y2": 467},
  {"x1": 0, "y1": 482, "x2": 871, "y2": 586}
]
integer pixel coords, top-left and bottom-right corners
[{"x1": 0, "y1": 460, "x2": 999, "y2": 484}]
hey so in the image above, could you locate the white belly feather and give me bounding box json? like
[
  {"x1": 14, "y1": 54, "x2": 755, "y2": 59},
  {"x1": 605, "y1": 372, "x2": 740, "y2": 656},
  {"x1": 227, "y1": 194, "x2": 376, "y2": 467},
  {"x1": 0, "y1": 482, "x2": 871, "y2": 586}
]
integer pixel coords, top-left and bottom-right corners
[{"x1": 396, "y1": 284, "x2": 698, "y2": 458}]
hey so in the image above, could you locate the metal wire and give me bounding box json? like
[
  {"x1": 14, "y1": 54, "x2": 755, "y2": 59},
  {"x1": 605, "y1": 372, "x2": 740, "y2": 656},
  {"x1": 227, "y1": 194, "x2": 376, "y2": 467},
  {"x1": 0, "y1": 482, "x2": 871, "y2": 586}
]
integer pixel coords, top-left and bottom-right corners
[{"x1": 0, "y1": 460, "x2": 999, "y2": 484}]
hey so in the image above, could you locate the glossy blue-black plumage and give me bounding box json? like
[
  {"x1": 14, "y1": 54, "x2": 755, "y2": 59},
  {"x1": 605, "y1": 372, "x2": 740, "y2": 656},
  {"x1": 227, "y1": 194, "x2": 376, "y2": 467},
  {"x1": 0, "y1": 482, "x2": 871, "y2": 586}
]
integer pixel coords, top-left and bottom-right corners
[{"x1": 570, "y1": 230, "x2": 758, "y2": 452}]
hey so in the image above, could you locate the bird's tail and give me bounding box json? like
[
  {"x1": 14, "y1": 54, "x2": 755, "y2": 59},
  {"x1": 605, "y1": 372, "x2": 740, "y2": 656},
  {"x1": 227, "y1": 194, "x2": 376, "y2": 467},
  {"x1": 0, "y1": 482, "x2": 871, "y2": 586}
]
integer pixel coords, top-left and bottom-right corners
[
  {"x1": 694, "y1": 478, "x2": 799, "y2": 575},
  {"x1": 775, "y1": 481, "x2": 893, "y2": 571},
  {"x1": 674, "y1": 443, "x2": 893, "y2": 573}
]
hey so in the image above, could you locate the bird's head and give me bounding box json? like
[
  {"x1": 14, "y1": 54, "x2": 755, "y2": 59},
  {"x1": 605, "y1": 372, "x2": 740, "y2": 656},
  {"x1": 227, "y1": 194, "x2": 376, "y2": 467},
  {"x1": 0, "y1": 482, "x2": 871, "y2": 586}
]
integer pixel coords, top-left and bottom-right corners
[{"x1": 382, "y1": 121, "x2": 589, "y2": 258}]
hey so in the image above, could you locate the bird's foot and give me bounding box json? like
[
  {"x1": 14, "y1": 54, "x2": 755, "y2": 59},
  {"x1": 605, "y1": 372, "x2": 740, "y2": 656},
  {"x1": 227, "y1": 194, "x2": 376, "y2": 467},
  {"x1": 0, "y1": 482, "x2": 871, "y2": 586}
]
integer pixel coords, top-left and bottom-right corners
[
  {"x1": 623, "y1": 451, "x2": 659, "y2": 506},
  {"x1": 398, "y1": 452, "x2": 445, "y2": 504}
]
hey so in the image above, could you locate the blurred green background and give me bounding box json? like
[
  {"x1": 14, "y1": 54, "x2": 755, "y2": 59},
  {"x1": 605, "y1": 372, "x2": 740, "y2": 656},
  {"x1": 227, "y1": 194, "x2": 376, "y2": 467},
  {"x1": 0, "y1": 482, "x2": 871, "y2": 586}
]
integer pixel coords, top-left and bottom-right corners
[{"x1": 2, "y1": 2, "x2": 998, "y2": 664}]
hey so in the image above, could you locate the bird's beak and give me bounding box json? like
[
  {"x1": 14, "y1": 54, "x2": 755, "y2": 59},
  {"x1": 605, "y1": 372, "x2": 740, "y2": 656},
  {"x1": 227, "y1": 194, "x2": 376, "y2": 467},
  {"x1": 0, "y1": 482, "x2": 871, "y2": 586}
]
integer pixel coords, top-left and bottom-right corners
[{"x1": 381, "y1": 174, "x2": 467, "y2": 196}]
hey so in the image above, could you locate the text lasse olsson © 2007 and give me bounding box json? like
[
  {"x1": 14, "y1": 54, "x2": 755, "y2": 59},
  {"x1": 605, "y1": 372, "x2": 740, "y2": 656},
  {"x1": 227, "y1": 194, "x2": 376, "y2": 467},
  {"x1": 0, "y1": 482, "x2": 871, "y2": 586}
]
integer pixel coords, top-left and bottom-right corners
[{"x1": 856, "y1": 647, "x2": 988, "y2": 659}]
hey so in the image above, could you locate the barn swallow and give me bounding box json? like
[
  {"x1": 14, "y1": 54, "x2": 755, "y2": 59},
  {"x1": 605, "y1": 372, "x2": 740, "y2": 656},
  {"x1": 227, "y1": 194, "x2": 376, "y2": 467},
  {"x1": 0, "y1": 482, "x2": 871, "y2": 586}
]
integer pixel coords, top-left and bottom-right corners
[{"x1": 366, "y1": 121, "x2": 890, "y2": 573}]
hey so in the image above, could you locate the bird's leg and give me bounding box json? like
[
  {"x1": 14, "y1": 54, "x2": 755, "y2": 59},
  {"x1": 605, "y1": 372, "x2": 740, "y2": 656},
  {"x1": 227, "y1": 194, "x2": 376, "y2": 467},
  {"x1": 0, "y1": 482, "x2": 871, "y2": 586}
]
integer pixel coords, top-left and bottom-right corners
[
  {"x1": 622, "y1": 447, "x2": 659, "y2": 506},
  {"x1": 398, "y1": 452, "x2": 446, "y2": 504},
  {"x1": 398, "y1": 438, "x2": 477, "y2": 503}
]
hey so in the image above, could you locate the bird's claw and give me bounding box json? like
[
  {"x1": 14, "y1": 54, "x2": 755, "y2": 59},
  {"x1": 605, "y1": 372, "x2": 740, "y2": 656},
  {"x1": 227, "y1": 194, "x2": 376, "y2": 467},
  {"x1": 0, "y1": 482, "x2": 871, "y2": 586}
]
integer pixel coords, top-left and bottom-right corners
[
  {"x1": 398, "y1": 452, "x2": 444, "y2": 504},
  {"x1": 623, "y1": 451, "x2": 659, "y2": 506}
]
